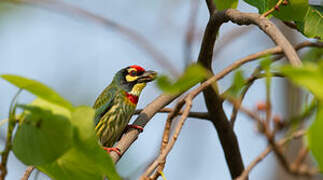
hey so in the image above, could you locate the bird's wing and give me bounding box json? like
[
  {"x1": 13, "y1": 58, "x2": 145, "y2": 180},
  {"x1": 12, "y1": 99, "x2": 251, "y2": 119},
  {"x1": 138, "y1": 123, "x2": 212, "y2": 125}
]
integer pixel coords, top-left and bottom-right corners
[{"x1": 93, "y1": 84, "x2": 119, "y2": 125}]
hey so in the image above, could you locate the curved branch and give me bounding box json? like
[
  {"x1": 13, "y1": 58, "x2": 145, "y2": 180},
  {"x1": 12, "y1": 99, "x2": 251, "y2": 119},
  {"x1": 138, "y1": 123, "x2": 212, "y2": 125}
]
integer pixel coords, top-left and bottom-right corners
[{"x1": 223, "y1": 9, "x2": 302, "y2": 66}]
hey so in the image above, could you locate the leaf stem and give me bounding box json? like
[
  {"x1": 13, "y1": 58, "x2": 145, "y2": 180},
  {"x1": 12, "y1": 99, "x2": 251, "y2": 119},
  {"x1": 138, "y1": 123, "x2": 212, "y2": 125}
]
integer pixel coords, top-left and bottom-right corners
[{"x1": 0, "y1": 89, "x2": 22, "y2": 180}]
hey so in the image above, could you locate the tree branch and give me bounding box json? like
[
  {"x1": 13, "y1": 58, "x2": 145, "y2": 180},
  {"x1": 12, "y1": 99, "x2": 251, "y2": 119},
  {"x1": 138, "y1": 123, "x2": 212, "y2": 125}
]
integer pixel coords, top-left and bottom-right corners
[
  {"x1": 196, "y1": 3, "x2": 245, "y2": 178},
  {"x1": 149, "y1": 104, "x2": 185, "y2": 180},
  {"x1": 109, "y1": 4, "x2": 315, "y2": 170},
  {"x1": 140, "y1": 99, "x2": 188, "y2": 179},
  {"x1": 21, "y1": 166, "x2": 35, "y2": 180},
  {"x1": 229, "y1": 40, "x2": 323, "y2": 126},
  {"x1": 134, "y1": 108, "x2": 210, "y2": 120},
  {"x1": 214, "y1": 9, "x2": 302, "y2": 66},
  {"x1": 236, "y1": 130, "x2": 307, "y2": 180}
]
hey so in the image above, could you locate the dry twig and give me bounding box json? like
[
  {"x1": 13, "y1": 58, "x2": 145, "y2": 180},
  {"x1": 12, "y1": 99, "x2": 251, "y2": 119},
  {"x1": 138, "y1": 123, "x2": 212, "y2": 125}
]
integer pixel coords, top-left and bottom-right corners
[
  {"x1": 140, "y1": 99, "x2": 190, "y2": 179},
  {"x1": 149, "y1": 104, "x2": 184, "y2": 180},
  {"x1": 134, "y1": 108, "x2": 210, "y2": 120},
  {"x1": 21, "y1": 166, "x2": 35, "y2": 180},
  {"x1": 236, "y1": 130, "x2": 307, "y2": 180}
]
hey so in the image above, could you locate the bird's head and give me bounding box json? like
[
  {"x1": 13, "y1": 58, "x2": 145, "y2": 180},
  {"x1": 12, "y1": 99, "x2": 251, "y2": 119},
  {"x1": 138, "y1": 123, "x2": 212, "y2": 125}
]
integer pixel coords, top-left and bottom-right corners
[{"x1": 114, "y1": 65, "x2": 157, "y2": 96}]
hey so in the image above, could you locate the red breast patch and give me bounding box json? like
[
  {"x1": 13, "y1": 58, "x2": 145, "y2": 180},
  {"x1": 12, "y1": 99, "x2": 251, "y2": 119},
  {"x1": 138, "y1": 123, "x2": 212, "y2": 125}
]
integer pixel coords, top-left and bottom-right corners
[{"x1": 125, "y1": 92, "x2": 139, "y2": 105}]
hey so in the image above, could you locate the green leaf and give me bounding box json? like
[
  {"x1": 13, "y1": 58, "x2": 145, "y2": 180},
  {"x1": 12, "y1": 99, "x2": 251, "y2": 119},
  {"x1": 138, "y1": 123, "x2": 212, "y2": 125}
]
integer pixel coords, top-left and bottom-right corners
[
  {"x1": 307, "y1": 101, "x2": 323, "y2": 171},
  {"x1": 214, "y1": 0, "x2": 238, "y2": 10},
  {"x1": 30, "y1": 98, "x2": 72, "y2": 119},
  {"x1": 227, "y1": 70, "x2": 246, "y2": 98},
  {"x1": 1, "y1": 74, "x2": 73, "y2": 109},
  {"x1": 244, "y1": 0, "x2": 307, "y2": 20},
  {"x1": 244, "y1": 0, "x2": 323, "y2": 39},
  {"x1": 302, "y1": 47, "x2": 323, "y2": 63},
  {"x1": 280, "y1": 62, "x2": 323, "y2": 100},
  {"x1": 260, "y1": 57, "x2": 272, "y2": 71},
  {"x1": 12, "y1": 105, "x2": 73, "y2": 166},
  {"x1": 244, "y1": 0, "x2": 271, "y2": 14},
  {"x1": 270, "y1": 0, "x2": 308, "y2": 21},
  {"x1": 157, "y1": 64, "x2": 207, "y2": 94},
  {"x1": 296, "y1": 6, "x2": 323, "y2": 40},
  {"x1": 38, "y1": 106, "x2": 121, "y2": 180}
]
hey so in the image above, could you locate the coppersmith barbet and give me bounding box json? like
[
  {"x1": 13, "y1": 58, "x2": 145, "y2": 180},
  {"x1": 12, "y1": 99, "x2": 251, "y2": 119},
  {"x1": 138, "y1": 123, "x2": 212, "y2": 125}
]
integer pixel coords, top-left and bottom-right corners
[{"x1": 93, "y1": 65, "x2": 157, "y2": 154}]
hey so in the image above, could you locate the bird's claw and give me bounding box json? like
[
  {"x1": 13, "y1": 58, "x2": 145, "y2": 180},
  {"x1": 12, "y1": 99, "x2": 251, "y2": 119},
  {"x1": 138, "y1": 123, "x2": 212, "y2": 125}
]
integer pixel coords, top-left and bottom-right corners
[
  {"x1": 104, "y1": 147, "x2": 121, "y2": 156},
  {"x1": 127, "y1": 124, "x2": 144, "y2": 133}
]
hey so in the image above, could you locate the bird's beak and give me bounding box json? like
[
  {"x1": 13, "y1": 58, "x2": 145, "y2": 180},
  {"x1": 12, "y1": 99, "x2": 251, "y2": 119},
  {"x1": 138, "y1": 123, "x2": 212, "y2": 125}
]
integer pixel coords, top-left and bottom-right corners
[{"x1": 138, "y1": 70, "x2": 157, "y2": 83}]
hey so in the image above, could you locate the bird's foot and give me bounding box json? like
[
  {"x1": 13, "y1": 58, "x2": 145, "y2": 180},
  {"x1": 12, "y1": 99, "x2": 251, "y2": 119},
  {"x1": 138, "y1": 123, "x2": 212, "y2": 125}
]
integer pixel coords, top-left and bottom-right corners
[
  {"x1": 127, "y1": 124, "x2": 144, "y2": 133},
  {"x1": 104, "y1": 147, "x2": 121, "y2": 156}
]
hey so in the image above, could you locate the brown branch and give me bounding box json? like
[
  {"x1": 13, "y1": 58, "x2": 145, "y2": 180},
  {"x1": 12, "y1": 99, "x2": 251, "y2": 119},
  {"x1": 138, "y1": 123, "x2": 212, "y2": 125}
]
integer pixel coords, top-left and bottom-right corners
[
  {"x1": 108, "y1": 5, "x2": 319, "y2": 168},
  {"x1": 21, "y1": 166, "x2": 35, "y2": 180},
  {"x1": 283, "y1": 21, "x2": 298, "y2": 30},
  {"x1": 206, "y1": 0, "x2": 216, "y2": 14},
  {"x1": 134, "y1": 108, "x2": 210, "y2": 120},
  {"x1": 228, "y1": 101, "x2": 319, "y2": 178},
  {"x1": 195, "y1": 2, "x2": 246, "y2": 179},
  {"x1": 7, "y1": 0, "x2": 179, "y2": 76},
  {"x1": 140, "y1": 98, "x2": 190, "y2": 179},
  {"x1": 149, "y1": 104, "x2": 184, "y2": 180},
  {"x1": 236, "y1": 130, "x2": 307, "y2": 180},
  {"x1": 229, "y1": 40, "x2": 323, "y2": 126},
  {"x1": 291, "y1": 147, "x2": 309, "y2": 171},
  {"x1": 225, "y1": 9, "x2": 302, "y2": 66}
]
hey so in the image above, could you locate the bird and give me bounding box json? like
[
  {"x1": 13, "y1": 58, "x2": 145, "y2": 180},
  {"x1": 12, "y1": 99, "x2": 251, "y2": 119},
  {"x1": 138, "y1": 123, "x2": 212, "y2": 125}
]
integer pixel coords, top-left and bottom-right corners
[{"x1": 93, "y1": 65, "x2": 157, "y2": 155}]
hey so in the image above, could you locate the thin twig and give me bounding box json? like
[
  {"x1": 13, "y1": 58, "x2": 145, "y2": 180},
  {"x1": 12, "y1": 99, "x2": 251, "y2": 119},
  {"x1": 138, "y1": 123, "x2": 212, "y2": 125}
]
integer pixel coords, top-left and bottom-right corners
[
  {"x1": 149, "y1": 104, "x2": 184, "y2": 180},
  {"x1": 228, "y1": 101, "x2": 319, "y2": 178},
  {"x1": 134, "y1": 108, "x2": 210, "y2": 120},
  {"x1": 262, "y1": 0, "x2": 285, "y2": 18},
  {"x1": 229, "y1": 40, "x2": 323, "y2": 126},
  {"x1": 236, "y1": 130, "x2": 307, "y2": 180},
  {"x1": 140, "y1": 98, "x2": 192, "y2": 179},
  {"x1": 230, "y1": 68, "x2": 262, "y2": 126},
  {"x1": 283, "y1": 21, "x2": 298, "y2": 30},
  {"x1": 109, "y1": 8, "x2": 322, "y2": 165},
  {"x1": 21, "y1": 166, "x2": 35, "y2": 180},
  {"x1": 291, "y1": 147, "x2": 309, "y2": 171},
  {"x1": 111, "y1": 39, "x2": 322, "y2": 163}
]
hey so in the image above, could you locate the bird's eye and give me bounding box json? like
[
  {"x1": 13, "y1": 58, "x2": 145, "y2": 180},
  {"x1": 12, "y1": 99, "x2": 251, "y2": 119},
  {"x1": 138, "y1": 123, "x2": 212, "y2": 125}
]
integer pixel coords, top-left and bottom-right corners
[{"x1": 129, "y1": 70, "x2": 137, "y2": 76}]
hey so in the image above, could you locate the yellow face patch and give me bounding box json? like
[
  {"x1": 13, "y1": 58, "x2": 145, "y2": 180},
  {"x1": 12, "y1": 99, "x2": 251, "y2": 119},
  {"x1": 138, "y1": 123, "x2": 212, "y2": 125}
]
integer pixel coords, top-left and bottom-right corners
[
  {"x1": 125, "y1": 68, "x2": 139, "y2": 82},
  {"x1": 125, "y1": 74, "x2": 138, "y2": 82},
  {"x1": 130, "y1": 83, "x2": 146, "y2": 96}
]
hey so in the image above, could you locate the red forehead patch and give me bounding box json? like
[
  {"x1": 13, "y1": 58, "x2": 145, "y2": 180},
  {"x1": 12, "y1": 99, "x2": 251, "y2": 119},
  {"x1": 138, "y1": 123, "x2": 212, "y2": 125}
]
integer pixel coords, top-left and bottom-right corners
[{"x1": 130, "y1": 65, "x2": 145, "y2": 72}]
